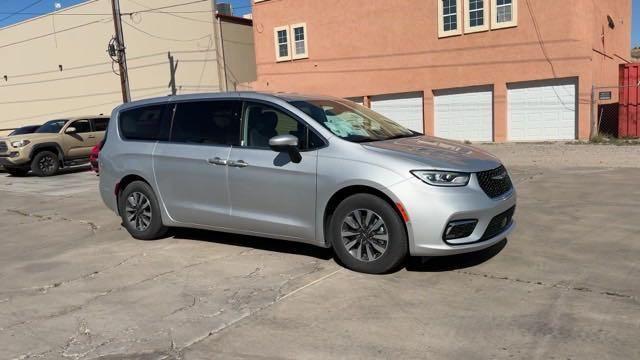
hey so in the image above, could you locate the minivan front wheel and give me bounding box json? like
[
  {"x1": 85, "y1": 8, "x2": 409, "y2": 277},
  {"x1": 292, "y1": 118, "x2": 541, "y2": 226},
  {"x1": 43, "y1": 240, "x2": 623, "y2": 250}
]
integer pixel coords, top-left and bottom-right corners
[
  {"x1": 329, "y1": 194, "x2": 408, "y2": 274},
  {"x1": 119, "y1": 181, "x2": 168, "y2": 240}
]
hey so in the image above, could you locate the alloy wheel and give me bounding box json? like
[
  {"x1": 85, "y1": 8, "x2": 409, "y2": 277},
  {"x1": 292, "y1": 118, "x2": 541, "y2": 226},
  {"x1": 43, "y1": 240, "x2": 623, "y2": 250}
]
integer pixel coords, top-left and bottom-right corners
[
  {"x1": 341, "y1": 209, "x2": 389, "y2": 262},
  {"x1": 39, "y1": 155, "x2": 56, "y2": 174},
  {"x1": 125, "y1": 192, "x2": 152, "y2": 231}
]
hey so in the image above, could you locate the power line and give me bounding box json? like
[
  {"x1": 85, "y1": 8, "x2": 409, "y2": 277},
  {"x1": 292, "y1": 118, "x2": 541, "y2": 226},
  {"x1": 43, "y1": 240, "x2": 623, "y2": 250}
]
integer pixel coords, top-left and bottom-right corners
[
  {"x1": 129, "y1": 0, "x2": 209, "y2": 14},
  {"x1": 3, "y1": 49, "x2": 215, "y2": 80},
  {"x1": 127, "y1": 0, "x2": 213, "y2": 24},
  {"x1": 123, "y1": 20, "x2": 211, "y2": 42},
  {"x1": 0, "y1": 0, "x2": 44, "y2": 23},
  {"x1": 0, "y1": 18, "x2": 109, "y2": 49},
  {"x1": 0, "y1": 61, "x2": 166, "y2": 88},
  {"x1": 1, "y1": 89, "x2": 170, "y2": 124},
  {"x1": 0, "y1": 86, "x2": 167, "y2": 105},
  {"x1": 0, "y1": 0, "x2": 217, "y2": 18}
]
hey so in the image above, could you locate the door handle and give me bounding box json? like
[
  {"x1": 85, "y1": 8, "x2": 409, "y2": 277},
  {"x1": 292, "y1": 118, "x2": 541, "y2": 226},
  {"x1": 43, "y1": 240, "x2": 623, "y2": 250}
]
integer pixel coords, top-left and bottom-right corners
[
  {"x1": 88, "y1": 135, "x2": 96, "y2": 139},
  {"x1": 228, "y1": 160, "x2": 249, "y2": 168},
  {"x1": 207, "y1": 157, "x2": 228, "y2": 166}
]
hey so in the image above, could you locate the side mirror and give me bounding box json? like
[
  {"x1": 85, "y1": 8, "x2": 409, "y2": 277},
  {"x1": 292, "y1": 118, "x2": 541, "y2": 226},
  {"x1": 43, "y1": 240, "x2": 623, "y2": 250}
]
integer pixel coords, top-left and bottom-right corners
[
  {"x1": 65, "y1": 127, "x2": 77, "y2": 134},
  {"x1": 269, "y1": 134, "x2": 302, "y2": 163}
]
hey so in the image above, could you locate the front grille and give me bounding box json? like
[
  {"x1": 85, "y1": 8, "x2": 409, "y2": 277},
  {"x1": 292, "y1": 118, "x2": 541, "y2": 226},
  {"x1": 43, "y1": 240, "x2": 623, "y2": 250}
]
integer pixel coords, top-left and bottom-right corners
[
  {"x1": 0, "y1": 141, "x2": 7, "y2": 154},
  {"x1": 476, "y1": 165, "x2": 513, "y2": 198},
  {"x1": 480, "y1": 206, "x2": 515, "y2": 241}
]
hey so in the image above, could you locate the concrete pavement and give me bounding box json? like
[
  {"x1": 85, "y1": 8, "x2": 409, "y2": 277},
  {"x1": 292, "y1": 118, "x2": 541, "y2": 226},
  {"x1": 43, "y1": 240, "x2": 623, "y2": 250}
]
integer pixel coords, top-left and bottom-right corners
[{"x1": 0, "y1": 145, "x2": 638, "y2": 359}]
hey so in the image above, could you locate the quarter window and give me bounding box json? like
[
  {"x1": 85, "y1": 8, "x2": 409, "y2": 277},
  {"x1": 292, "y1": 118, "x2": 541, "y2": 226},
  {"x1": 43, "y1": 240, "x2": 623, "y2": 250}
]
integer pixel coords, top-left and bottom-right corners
[
  {"x1": 119, "y1": 105, "x2": 169, "y2": 141},
  {"x1": 171, "y1": 101, "x2": 242, "y2": 146}
]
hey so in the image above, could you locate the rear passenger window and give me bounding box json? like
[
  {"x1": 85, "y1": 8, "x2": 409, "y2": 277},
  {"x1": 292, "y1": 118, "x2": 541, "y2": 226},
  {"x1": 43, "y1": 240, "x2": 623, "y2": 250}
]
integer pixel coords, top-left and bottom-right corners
[
  {"x1": 93, "y1": 118, "x2": 109, "y2": 132},
  {"x1": 170, "y1": 101, "x2": 242, "y2": 146},
  {"x1": 119, "y1": 105, "x2": 169, "y2": 141}
]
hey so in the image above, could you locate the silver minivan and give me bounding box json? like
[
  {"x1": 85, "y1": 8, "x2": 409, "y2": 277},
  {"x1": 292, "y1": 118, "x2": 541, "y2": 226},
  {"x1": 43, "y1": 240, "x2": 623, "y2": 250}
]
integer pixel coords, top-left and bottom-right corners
[{"x1": 100, "y1": 92, "x2": 516, "y2": 274}]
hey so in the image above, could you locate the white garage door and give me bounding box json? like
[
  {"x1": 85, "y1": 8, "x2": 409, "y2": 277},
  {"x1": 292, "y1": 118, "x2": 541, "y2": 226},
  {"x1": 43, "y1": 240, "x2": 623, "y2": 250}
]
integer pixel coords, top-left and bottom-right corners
[
  {"x1": 508, "y1": 80, "x2": 576, "y2": 141},
  {"x1": 434, "y1": 88, "x2": 493, "y2": 142},
  {"x1": 370, "y1": 93, "x2": 424, "y2": 133}
]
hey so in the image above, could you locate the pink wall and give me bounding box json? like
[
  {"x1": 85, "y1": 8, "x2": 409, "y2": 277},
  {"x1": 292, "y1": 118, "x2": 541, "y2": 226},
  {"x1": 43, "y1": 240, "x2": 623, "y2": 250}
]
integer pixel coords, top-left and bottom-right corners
[{"x1": 251, "y1": 0, "x2": 631, "y2": 141}]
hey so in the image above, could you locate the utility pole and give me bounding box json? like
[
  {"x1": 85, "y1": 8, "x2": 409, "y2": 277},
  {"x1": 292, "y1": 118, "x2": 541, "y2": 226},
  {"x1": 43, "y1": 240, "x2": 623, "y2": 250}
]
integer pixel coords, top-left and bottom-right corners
[
  {"x1": 167, "y1": 52, "x2": 179, "y2": 96},
  {"x1": 111, "y1": 0, "x2": 131, "y2": 103},
  {"x1": 211, "y1": 0, "x2": 228, "y2": 92}
]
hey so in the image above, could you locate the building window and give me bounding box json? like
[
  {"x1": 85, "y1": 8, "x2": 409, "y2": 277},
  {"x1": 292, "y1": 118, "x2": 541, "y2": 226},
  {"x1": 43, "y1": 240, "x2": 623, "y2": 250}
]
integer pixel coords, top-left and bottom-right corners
[
  {"x1": 274, "y1": 24, "x2": 308, "y2": 61},
  {"x1": 443, "y1": 0, "x2": 457, "y2": 31},
  {"x1": 491, "y1": 0, "x2": 518, "y2": 29},
  {"x1": 438, "y1": 0, "x2": 462, "y2": 37},
  {"x1": 470, "y1": 0, "x2": 484, "y2": 26},
  {"x1": 291, "y1": 23, "x2": 308, "y2": 59},
  {"x1": 464, "y1": 0, "x2": 489, "y2": 33},
  {"x1": 496, "y1": 0, "x2": 512, "y2": 22},
  {"x1": 274, "y1": 26, "x2": 291, "y2": 61}
]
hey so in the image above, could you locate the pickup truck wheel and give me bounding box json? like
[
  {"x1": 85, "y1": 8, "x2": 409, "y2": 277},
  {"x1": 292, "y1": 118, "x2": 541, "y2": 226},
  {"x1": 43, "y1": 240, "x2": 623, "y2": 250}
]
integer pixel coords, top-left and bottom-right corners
[
  {"x1": 118, "y1": 181, "x2": 168, "y2": 240},
  {"x1": 5, "y1": 167, "x2": 29, "y2": 177},
  {"x1": 31, "y1": 151, "x2": 59, "y2": 177}
]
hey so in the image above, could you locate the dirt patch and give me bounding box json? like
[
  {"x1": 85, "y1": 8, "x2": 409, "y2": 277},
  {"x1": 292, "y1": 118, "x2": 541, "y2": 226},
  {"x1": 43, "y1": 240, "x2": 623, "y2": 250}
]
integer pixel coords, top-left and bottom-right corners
[{"x1": 476, "y1": 143, "x2": 640, "y2": 169}]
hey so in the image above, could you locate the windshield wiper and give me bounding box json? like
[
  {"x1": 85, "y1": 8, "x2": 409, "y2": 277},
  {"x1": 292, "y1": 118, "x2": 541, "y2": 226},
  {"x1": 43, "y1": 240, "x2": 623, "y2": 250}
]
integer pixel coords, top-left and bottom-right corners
[{"x1": 385, "y1": 133, "x2": 420, "y2": 141}]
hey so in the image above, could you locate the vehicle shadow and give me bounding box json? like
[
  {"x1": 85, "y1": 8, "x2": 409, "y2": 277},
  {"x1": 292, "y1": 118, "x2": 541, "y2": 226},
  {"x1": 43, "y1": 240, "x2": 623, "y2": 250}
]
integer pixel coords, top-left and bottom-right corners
[
  {"x1": 405, "y1": 239, "x2": 508, "y2": 272},
  {"x1": 170, "y1": 228, "x2": 507, "y2": 273},
  {"x1": 0, "y1": 165, "x2": 92, "y2": 177},
  {"x1": 170, "y1": 227, "x2": 334, "y2": 260}
]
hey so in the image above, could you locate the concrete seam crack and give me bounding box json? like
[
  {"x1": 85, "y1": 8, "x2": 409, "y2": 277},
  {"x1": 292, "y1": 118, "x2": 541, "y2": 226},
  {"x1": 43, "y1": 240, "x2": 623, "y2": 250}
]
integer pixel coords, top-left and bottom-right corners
[{"x1": 455, "y1": 269, "x2": 638, "y2": 303}]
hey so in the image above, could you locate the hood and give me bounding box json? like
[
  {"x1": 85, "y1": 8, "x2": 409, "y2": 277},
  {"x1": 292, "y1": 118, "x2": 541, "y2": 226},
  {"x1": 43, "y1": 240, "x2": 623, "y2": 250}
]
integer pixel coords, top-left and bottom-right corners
[
  {"x1": 0, "y1": 132, "x2": 57, "y2": 142},
  {"x1": 363, "y1": 135, "x2": 502, "y2": 172}
]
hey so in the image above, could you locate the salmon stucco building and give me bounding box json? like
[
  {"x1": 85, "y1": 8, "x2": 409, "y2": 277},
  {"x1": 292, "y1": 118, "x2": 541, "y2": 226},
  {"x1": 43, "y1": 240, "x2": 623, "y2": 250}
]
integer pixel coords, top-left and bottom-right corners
[{"x1": 251, "y1": 0, "x2": 631, "y2": 142}]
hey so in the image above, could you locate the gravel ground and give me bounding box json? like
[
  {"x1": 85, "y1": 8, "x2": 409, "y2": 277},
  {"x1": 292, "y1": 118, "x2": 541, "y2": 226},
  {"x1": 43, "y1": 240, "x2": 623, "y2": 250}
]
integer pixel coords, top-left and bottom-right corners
[{"x1": 476, "y1": 143, "x2": 640, "y2": 168}]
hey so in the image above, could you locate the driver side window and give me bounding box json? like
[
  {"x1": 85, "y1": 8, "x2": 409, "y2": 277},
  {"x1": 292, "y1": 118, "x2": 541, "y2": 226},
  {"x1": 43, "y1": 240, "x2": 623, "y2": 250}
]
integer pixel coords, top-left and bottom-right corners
[
  {"x1": 70, "y1": 120, "x2": 91, "y2": 133},
  {"x1": 242, "y1": 102, "x2": 314, "y2": 150}
]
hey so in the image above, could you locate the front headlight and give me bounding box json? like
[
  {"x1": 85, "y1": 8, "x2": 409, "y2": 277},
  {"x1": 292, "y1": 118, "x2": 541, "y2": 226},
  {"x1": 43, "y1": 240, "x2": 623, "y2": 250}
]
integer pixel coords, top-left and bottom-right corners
[
  {"x1": 411, "y1": 170, "x2": 470, "y2": 187},
  {"x1": 11, "y1": 140, "x2": 30, "y2": 148}
]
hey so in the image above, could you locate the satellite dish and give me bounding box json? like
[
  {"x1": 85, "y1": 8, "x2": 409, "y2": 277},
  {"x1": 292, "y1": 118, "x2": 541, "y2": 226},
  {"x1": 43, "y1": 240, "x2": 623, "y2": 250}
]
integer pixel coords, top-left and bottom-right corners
[{"x1": 54, "y1": 2, "x2": 62, "y2": 9}]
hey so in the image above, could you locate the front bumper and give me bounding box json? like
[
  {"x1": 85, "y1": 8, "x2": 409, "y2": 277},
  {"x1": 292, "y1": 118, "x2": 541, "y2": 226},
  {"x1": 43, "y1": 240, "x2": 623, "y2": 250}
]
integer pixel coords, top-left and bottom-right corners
[
  {"x1": 0, "y1": 153, "x2": 30, "y2": 167},
  {"x1": 388, "y1": 174, "x2": 517, "y2": 256}
]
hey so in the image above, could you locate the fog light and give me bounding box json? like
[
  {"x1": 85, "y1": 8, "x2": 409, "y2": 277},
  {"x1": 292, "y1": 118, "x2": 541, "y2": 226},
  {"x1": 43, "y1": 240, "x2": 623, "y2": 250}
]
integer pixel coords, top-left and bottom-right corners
[
  {"x1": 443, "y1": 219, "x2": 478, "y2": 240},
  {"x1": 9, "y1": 152, "x2": 19, "y2": 158}
]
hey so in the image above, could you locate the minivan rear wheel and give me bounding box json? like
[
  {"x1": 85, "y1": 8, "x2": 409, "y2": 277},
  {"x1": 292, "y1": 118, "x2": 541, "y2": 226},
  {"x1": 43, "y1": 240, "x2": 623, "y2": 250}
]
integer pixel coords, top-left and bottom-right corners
[
  {"x1": 329, "y1": 194, "x2": 407, "y2": 274},
  {"x1": 119, "y1": 181, "x2": 168, "y2": 240}
]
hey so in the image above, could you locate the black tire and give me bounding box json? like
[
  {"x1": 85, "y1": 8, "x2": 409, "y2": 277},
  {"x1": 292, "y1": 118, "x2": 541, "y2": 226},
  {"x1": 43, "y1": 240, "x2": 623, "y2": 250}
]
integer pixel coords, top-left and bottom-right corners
[
  {"x1": 5, "y1": 167, "x2": 29, "y2": 177},
  {"x1": 328, "y1": 194, "x2": 408, "y2": 274},
  {"x1": 31, "y1": 151, "x2": 59, "y2": 177},
  {"x1": 118, "y1": 180, "x2": 168, "y2": 240}
]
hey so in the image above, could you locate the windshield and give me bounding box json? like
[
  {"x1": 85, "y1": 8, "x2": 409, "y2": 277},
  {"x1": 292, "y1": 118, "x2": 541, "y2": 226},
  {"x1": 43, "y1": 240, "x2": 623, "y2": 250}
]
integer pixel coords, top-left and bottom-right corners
[
  {"x1": 289, "y1": 99, "x2": 417, "y2": 143},
  {"x1": 35, "y1": 119, "x2": 68, "y2": 134},
  {"x1": 10, "y1": 126, "x2": 39, "y2": 136}
]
